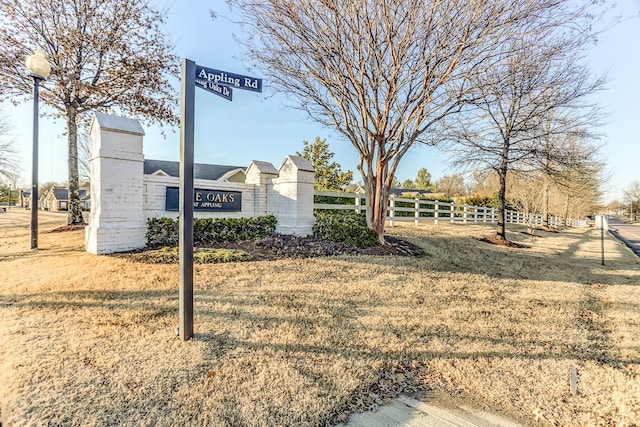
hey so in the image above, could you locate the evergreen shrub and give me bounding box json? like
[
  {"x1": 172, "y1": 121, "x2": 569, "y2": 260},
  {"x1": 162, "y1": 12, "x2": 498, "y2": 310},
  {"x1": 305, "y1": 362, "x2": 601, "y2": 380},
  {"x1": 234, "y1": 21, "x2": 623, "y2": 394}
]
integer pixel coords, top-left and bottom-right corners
[{"x1": 313, "y1": 210, "x2": 378, "y2": 247}]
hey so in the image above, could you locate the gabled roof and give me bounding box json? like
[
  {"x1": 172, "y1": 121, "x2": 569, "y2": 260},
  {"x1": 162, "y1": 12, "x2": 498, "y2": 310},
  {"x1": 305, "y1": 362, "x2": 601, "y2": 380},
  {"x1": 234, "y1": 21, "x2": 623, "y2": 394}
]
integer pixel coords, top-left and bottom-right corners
[
  {"x1": 50, "y1": 187, "x2": 88, "y2": 201},
  {"x1": 143, "y1": 159, "x2": 245, "y2": 181},
  {"x1": 91, "y1": 112, "x2": 145, "y2": 136},
  {"x1": 281, "y1": 155, "x2": 314, "y2": 172},
  {"x1": 248, "y1": 160, "x2": 278, "y2": 175}
]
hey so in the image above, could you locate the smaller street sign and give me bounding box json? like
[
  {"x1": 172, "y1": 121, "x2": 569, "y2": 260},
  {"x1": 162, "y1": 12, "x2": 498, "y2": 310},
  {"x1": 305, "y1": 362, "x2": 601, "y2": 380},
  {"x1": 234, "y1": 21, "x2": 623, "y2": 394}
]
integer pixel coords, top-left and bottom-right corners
[
  {"x1": 195, "y1": 64, "x2": 262, "y2": 93},
  {"x1": 195, "y1": 77, "x2": 233, "y2": 101}
]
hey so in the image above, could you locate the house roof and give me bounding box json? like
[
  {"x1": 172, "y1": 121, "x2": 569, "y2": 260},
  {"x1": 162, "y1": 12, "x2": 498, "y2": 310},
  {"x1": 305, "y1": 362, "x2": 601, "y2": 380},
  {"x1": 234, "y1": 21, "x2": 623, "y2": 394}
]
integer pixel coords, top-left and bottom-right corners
[
  {"x1": 389, "y1": 188, "x2": 433, "y2": 196},
  {"x1": 144, "y1": 159, "x2": 245, "y2": 181},
  {"x1": 51, "y1": 187, "x2": 88, "y2": 201}
]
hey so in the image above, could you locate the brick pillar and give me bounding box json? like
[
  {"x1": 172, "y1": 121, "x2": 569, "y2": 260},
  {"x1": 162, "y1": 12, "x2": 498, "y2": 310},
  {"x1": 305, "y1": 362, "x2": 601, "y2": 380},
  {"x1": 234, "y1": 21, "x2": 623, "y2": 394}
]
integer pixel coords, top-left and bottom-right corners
[
  {"x1": 271, "y1": 155, "x2": 315, "y2": 236},
  {"x1": 245, "y1": 160, "x2": 278, "y2": 218},
  {"x1": 85, "y1": 112, "x2": 146, "y2": 254}
]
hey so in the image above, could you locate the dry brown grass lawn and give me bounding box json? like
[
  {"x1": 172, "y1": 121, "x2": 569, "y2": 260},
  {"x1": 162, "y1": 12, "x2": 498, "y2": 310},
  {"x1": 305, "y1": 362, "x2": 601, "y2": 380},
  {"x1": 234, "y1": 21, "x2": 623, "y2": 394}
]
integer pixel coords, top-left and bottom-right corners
[{"x1": 1, "y1": 209, "x2": 639, "y2": 426}]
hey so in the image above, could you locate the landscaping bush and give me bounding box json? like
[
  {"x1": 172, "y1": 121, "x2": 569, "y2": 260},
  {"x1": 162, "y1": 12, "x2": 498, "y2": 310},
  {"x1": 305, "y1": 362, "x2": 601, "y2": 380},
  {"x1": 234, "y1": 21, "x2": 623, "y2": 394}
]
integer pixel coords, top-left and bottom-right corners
[
  {"x1": 314, "y1": 194, "x2": 357, "y2": 206},
  {"x1": 146, "y1": 217, "x2": 178, "y2": 248},
  {"x1": 145, "y1": 215, "x2": 277, "y2": 248},
  {"x1": 313, "y1": 210, "x2": 378, "y2": 247},
  {"x1": 129, "y1": 247, "x2": 253, "y2": 264}
]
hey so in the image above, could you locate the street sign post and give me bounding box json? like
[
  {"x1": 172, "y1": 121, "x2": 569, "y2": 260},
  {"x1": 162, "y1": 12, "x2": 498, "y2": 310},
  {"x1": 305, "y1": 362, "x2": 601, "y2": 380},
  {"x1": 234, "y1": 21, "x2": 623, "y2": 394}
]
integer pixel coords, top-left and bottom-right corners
[
  {"x1": 194, "y1": 76, "x2": 233, "y2": 101},
  {"x1": 595, "y1": 214, "x2": 608, "y2": 266},
  {"x1": 195, "y1": 64, "x2": 262, "y2": 92},
  {"x1": 179, "y1": 59, "x2": 262, "y2": 341}
]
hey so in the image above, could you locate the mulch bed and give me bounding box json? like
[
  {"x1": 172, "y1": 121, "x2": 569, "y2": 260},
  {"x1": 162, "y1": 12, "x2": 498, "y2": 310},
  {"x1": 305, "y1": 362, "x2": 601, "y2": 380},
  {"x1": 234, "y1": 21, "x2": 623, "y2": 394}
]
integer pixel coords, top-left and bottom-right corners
[
  {"x1": 46, "y1": 225, "x2": 424, "y2": 261},
  {"x1": 48, "y1": 224, "x2": 86, "y2": 233}
]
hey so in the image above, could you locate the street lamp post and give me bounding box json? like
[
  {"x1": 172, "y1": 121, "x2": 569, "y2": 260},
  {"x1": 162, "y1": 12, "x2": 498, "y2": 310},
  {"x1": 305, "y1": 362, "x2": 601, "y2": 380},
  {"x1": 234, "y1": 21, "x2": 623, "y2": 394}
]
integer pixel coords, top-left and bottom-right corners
[{"x1": 25, "y1": 49, "x2": 51, "y2": 249}]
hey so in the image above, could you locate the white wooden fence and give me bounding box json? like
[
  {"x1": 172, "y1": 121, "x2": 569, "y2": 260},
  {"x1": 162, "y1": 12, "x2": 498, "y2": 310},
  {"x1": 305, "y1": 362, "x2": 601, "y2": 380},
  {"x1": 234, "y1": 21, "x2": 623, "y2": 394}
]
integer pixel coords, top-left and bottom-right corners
[{"x1": 314, "y1": 191, "x2": 588, "y2": 228}]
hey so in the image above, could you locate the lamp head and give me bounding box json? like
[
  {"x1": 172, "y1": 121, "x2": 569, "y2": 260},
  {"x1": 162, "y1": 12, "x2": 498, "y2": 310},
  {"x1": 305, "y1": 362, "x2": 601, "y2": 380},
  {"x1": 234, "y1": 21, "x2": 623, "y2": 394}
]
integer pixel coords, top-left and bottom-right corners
[{"x1": 25, "y1": 49, "x2": 51, "y2": 79}]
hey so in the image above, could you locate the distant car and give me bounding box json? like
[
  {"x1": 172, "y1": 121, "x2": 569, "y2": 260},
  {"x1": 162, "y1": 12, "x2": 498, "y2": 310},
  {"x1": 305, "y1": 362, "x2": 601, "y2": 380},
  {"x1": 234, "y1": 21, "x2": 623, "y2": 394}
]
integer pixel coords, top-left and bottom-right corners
[{"x1": 0, "y1": 207, "x2": 6, "y2": 213}]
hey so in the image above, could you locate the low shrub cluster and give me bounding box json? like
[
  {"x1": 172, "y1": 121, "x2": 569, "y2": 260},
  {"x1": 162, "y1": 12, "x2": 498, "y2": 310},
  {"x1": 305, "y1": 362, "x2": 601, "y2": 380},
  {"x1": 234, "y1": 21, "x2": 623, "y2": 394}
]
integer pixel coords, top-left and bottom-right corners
[
  {"x1": 145, "y1": 215, "x2": 277, "y2": 248},
  {"x1": 129, "y1": 247, "x2": 253, "y2": 263},
  {"x1": 313, "y1": 210, "x2": 378, "y2": 247}
]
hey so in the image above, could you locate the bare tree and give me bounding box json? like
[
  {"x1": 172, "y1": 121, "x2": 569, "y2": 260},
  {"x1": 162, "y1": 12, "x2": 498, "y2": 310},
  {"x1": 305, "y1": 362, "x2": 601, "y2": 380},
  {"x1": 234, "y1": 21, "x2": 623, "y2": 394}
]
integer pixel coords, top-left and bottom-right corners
[
  {"x1": 78, "y1": 134, "x2": 91, "y2": 185},
  {"x1": 447, "y1": 5, "x2": 604, "y2": 241},
  {"x1": 0, "y1": 0, "x2": 177, "y2": 225},
  {"x1": 0, "y1": 112, "x2": 19, "y2": 182},
  {"x1": 624, "y1": 181, "x2": 640, "y2": 221},
  {"x1": 226, "y1": 0, "x2": 577, "y2": 242},
  {"x1": 555, "y1": 171, "x2": 602, "y2": 222},
  {"x1": 534, "y1": 130, "x2": 603, "y2": 228},
  {"x1": 434, "y1": 174, "x2": 467, "y2": 198}
]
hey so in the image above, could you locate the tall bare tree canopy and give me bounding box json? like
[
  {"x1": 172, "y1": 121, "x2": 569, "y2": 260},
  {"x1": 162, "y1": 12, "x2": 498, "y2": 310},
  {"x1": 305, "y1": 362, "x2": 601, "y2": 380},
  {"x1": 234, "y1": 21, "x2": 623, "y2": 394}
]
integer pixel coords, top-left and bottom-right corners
[
  {"x1": 445, "y1": 3, "x2": 604, "y2": 240},
  {"x1": 227, "y1": 0, "x2": 602, "y2": 242},
  {"x1": 0, "y1": 0, "x2": 177, "y2": 224}
]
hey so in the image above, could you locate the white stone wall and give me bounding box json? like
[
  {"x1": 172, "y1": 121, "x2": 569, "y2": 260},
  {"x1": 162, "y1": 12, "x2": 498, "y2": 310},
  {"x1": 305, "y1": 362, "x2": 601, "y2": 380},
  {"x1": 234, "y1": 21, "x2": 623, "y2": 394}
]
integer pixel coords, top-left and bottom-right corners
[
  {"x1": 86, "y1": 113, "x2": 316, "y2": 255},
  {"x1": 143, "y1": 174, "x2": 256, "y2": 221}
]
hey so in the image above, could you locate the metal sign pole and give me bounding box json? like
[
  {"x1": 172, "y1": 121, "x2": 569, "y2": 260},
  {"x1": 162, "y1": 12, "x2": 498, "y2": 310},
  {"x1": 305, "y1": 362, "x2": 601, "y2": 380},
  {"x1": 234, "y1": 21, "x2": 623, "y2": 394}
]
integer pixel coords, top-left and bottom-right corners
[
  {"x1": 179, "y1": 59, "x2": 195, "y2": 341},
  {"x1": 600, "y1": 225, "x2": 605, "y2": 266},
  {"x1": 177, "y1": 60, "x2": 261, "y2": 341}
]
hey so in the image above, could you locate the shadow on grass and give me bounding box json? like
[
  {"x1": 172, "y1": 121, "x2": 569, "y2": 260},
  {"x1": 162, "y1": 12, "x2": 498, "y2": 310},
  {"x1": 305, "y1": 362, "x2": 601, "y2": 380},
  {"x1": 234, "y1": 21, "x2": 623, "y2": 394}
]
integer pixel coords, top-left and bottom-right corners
[
  {"x1": 4, "y1": 284, "x2": 637, "y2": 368},
  {"x1": 349, "y1": 228, "x2": 639, "y2": 287},
  {"x1": 2, "y1": 276, "x2": 638, "y2": 426}
]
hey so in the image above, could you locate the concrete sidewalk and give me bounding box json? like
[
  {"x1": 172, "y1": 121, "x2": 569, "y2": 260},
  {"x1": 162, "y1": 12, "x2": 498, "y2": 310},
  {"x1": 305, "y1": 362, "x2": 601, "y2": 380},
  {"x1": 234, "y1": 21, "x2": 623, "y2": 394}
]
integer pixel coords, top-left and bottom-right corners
[{"x1": 337, "y1": 395, "x2": 522, "y2": 427}]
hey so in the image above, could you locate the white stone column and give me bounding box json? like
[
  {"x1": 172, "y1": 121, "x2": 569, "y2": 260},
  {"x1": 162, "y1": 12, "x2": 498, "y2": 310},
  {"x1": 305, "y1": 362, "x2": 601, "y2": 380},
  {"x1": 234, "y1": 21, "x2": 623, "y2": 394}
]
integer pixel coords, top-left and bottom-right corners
[
  {"x1": 271, "y1": 155, "x2": 315, "y2": 236},
  {"x1": 85, "y1": 112, "x2": 146, "y2": 254},
  {"x1": 245, "y1": 160, "x2": 278, "y2": 218}
]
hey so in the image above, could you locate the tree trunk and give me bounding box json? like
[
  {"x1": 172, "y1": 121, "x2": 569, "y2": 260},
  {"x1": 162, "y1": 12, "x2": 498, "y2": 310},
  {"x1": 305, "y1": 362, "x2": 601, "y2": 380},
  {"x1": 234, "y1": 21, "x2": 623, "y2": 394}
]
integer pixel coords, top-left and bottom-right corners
[
  {"x1": 66, "y1": 106, "x2": 85, "y2": 225},
  {"x1": 364, "y1": 169, "x2": 390, "y2": 244},
  {"x1": 496, "y1": 140, "x2": 510, "y2": 241},
  {"x1": 542, "y1": 179, "x2": 550, "y2": 228},
  {"x1": 496, "y1": 169, "x2": 507, "y2": 240},
  {"x1": 563, "y1": 194, "x2": 570, "y2": 226}
]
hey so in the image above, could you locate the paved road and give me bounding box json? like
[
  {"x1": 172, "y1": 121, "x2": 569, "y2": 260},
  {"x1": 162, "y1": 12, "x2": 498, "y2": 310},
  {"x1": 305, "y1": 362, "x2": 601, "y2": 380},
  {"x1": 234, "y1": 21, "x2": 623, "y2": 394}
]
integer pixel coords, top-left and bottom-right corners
[{"x1": 608, "y1": 218, "x2": 640, "y2": 256}]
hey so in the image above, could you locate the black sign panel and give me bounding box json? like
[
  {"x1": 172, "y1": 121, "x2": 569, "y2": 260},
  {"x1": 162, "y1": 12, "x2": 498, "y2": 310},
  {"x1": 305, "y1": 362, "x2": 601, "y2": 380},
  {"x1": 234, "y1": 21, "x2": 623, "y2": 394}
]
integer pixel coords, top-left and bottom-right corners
[
  {"x1": 194, "y1": 78, "x2": 233, "y2": 101},
  {"x1": 166, "y1": 187, "x2": 242, "y2": 212},
  {"x1": 195, "y1": 65, "x2": 262, "y2": 93}
]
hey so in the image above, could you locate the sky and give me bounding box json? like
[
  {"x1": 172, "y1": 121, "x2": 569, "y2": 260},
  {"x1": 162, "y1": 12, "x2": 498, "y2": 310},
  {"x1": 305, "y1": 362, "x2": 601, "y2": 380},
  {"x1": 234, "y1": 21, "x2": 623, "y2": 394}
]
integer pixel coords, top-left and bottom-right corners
[{"x1": 3, "y1": 1, "x2": 639, "y2": 201}]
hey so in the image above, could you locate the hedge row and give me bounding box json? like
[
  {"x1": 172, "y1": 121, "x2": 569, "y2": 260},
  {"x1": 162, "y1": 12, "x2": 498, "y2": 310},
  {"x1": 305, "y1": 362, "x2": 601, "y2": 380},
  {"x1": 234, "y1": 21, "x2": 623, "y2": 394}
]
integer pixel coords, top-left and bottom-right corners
[
  {"x1": 313, "y1": 210, "x2": 378, "y2": 247},
  {"x1": 146, "y1": 215, "x2": 277, "y2": 248},
  {"x1": 146, "y1": 211, "x2": 378, "y2": 249}
]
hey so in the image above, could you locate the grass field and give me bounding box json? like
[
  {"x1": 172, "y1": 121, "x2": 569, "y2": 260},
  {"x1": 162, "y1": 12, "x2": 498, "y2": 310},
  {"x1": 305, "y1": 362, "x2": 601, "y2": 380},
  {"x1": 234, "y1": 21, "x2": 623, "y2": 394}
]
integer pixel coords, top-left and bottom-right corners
[{"x1": 1, "y1": 209, "x2": 639, "y2": 426}]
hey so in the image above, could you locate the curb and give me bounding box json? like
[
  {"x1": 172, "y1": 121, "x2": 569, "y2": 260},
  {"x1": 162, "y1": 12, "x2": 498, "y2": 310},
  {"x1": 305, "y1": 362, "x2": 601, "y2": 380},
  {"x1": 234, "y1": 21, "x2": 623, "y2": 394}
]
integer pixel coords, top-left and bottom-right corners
[{"x1": 608, "y1": 228, "x2": 640, "y2": 257}]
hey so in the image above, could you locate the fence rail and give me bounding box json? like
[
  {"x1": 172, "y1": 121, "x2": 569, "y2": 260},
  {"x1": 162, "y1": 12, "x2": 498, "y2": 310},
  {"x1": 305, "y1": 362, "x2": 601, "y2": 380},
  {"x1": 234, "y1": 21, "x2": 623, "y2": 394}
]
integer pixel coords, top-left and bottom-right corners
[{"x1": 314, "y1": 191, "x2": 588, "y2": 228}]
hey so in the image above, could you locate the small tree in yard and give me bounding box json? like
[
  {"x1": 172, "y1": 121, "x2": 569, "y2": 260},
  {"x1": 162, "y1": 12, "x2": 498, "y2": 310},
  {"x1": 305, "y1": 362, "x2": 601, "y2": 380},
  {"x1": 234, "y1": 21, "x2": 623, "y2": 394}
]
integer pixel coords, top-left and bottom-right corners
[
  {"x1": 297, "y1": 137, "x2": 353, "y2": 191},
  {"x1": 401, "y1": 179, "x2": 415, "y2": 190},
  {"x1": 0, "y1": 0, "x2": 177, "y2": 225},
  {"x1": 414, "y1": 168, "x2": 432, "y2": 191},
  {"x1": 226, "y1": 0, "x2": 578, "y2": 243}
]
